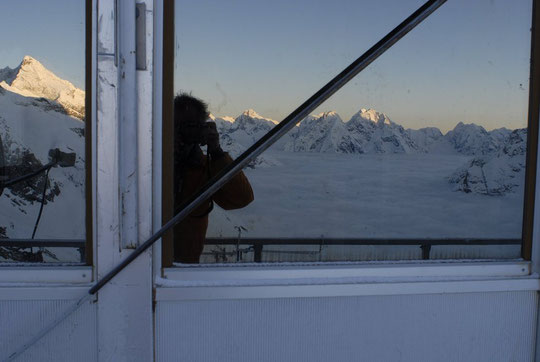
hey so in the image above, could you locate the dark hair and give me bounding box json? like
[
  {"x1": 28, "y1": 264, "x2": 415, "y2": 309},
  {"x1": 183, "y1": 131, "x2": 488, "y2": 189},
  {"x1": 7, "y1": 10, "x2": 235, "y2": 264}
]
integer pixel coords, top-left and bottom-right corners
[{"x1": 174, "y1": 93, "x2": 209, "y2": 128}]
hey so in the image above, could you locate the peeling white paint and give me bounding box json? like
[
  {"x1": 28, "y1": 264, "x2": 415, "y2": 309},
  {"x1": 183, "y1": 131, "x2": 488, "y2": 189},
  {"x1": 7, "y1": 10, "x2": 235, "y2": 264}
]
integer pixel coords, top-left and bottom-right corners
[
  {"x1": 95, "y1": 1, "x2": 154, "y2": 360},
  {"x1": 97, "y1": 3, "x2": 115, "y2": 54}
]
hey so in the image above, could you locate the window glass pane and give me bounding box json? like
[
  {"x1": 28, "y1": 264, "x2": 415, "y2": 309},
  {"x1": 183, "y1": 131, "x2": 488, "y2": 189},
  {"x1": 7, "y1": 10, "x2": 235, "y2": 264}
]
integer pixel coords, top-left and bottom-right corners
[
  {"x1": 173, "y1": 0, "x2": 532, "y2": 263},
  {"x1": 0, "y1": 0, "x2": 86, "y2": 263}
]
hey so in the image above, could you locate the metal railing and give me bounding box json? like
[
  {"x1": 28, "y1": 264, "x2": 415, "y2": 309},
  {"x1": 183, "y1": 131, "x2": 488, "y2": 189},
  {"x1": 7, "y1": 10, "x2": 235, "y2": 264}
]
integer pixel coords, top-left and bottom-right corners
[
  {"x1": 0, "y1": 239, "x2": 86, "y2": 263},
  {"x1": 0, "y1": 239, "x2": 85, "y2": 248},
  {"x1": 205, "y1": 238, "x2": 521, "y2": 261}
]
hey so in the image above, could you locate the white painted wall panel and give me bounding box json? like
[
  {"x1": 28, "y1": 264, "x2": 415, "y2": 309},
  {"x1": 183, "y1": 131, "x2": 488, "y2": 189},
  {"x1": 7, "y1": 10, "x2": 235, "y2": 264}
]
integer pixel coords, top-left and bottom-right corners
[
  {"x1": 156, "y1": 291, "x2": 537, "y2": 362},
  {"x1": 0, "y1": 298, "x2": 97, "y2": 362}
]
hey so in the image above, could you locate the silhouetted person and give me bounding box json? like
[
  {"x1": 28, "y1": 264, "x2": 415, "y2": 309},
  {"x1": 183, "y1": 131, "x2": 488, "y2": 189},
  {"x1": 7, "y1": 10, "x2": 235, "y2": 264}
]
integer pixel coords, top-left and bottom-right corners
[{"x1": 173, "y1": 93, "x2": 254, "y2": 263}]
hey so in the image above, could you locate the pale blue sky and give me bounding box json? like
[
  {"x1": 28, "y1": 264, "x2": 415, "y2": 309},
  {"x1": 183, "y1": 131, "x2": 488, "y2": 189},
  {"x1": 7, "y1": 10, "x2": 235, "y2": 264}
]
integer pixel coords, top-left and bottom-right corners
[
  {"x1": 175, "y1": 0, "x2": 533, "y2": 132},
  {"x1": 0, "y1": 0, "x2": 85, "y2": 88},
  {"x1": 0, "y1": 0, "x2": 533, "y2": 132}
]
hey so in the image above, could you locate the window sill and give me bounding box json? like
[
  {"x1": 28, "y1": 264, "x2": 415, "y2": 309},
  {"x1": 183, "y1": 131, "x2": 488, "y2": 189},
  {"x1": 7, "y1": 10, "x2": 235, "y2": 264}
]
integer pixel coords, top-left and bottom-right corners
[{"x1": 156, "y1": 260, "x2": 538, "y2": 301}]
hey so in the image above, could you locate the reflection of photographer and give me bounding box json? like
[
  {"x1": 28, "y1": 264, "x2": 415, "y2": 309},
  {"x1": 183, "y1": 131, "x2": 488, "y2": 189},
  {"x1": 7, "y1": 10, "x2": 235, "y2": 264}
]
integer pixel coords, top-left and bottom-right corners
[{"x1": 172, "y1": 93, "x2": 254, "y2": 264}]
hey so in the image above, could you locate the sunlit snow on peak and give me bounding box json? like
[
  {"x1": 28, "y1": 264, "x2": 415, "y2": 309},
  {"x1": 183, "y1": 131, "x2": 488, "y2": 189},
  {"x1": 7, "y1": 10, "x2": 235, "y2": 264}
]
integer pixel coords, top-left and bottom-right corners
[
  {"x1": 242, "y1": 109, "x2": 263, "y2": 118},
  {"x1": 238, "y1": 109, "x2": 278, "y2": 124},
  {"x1": 221, "y1": 116, "x2": 236, "y2": 123},
  {"x1": 209, "y1": 113, "x2": 235, "y2": 123},
  {"x1": 314, "y1": 111, "x2": 340, "y2": 119},
  {"x1": 351, "y1": 108, "x2": 393, "y2": 125},
  {"x1": 0, "y1": 55, "x2": 85, "y2": 119}
]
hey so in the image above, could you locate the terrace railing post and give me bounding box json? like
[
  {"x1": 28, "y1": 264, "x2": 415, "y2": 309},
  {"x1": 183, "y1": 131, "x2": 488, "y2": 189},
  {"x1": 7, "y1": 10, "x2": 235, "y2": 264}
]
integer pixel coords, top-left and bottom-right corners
[
  {"x1": 319, "y1": 238, "x2": 325, "y2": 262},
  {"x1": 421, "y1": 244, "x2": 432, "y2": 260},
  {"x1": 254, "y1": 244, "x2": 263, "y2": 263},
  {"x1": 79, "y1": 247, "x2": 85, "y2": 263}
]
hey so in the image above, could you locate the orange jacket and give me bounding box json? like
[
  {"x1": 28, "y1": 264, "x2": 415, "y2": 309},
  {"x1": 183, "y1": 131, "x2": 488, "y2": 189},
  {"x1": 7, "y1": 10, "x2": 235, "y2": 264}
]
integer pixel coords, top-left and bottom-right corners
[{"x1": 173, "y1": 153, "x2": 254, "y2": 263}]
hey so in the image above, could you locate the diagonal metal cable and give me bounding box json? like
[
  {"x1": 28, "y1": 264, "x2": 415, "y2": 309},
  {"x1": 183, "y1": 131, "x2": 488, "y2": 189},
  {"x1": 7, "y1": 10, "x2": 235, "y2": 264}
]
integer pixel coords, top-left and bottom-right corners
[
  {"x1": 89, "y1": 0, "x2": 447, "y2": 295},
  {"x1": 3, "y1": 0, "x2": 446, "y2": 360},
  {"x1": 31, "y1": 168, "x2": 51, "y2": 240},
  {"x1": 1, "y1": 162, "x2": 55, "y2": 188}
]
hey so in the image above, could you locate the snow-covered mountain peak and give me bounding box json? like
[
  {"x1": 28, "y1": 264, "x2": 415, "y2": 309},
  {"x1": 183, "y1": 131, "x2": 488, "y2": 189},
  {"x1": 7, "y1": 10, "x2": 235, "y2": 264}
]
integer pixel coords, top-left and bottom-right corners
[
  {"x1": 221, "y1": 116, "x2": 236, "y2": 123},
  {"x1": 209, "y1": 113, "x2": 236, "y2": 123},
  {"x1": 350, "y1": 108, "x2": 392, "y2": 126},
  {"x1": 242, "y1": 109, "x2": 257, "y2": 117},
  {"x1": 0, "y1": 55, "x2": 85, "y2": 120},
  {"x1": 315, "y1": 111, "x2": 341, "y2": 120},
  {"x1": 22, "y1": 55, "x2": 39, "y2": 63},
  {"x1": 225, "y1": 109, "x2": 278, "y2": 139},
  {"x1": 453, "y1": 121, "x2": 486, "y2": 132},
  {"x1": 241, "y1": 109, "x2": 263, "y2": 119},
  {"x1": 12, "y1": 56, "x2": 64, "y2": 91},
  {"x1": 445, "y1": 121, "x2": 499, "y2": 155},
  {"x1": 20, "y1": 55, "x2": 46, "y2": 72},
  {"x1": 236, "y1": 109, "x2": 278, "y2": 125}
]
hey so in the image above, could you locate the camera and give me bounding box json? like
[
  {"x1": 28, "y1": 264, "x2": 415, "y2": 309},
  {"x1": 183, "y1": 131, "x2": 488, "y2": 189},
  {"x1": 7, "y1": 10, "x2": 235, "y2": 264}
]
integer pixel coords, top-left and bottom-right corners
[
  {"x1": 197, "y1": 122, "x2": 210, "y2": 146},
  {"x1": 180, "y1": 121, "x2": 215, "y2": 146}
]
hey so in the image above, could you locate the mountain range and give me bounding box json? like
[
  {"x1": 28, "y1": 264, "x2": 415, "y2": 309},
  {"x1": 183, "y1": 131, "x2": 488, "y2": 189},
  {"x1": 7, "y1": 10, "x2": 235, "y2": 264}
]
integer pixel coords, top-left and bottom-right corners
[
  {"x1": 0, "y1": 55, "x2": 524, "y2": 159},
  {"x1": 0, "y1": 55, "x2": 529, "y2": 206},
  {"x1": 211, "y1": 108, "x2": 524, "y2": 158},
  {"x1": 210, "y1": 107, "x2": 527, "y2": 196}
]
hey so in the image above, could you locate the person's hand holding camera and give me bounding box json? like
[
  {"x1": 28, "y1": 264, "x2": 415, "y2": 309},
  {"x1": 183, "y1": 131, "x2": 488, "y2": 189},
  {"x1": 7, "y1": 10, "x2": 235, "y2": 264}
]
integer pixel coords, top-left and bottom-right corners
[{"x1": 205, "y1": 121, "x2": 224, "y2": 158}]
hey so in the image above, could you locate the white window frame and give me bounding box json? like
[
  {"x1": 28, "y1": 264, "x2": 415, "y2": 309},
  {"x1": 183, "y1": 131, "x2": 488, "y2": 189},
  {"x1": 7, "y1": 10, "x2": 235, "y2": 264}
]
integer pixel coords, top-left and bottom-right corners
[
  {"x1": 0, "y1": 0, "x2": 96, "y2": 285},
  {"x1": 156, "y1": 0, "x2": 540, "y2": 301}
]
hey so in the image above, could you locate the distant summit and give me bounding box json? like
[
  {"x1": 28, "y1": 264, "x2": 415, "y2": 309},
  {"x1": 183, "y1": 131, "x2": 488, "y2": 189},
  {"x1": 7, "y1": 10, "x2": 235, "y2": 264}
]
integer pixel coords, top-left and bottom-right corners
[
  {"x1": 351, "y1": 108, "x2": 393, "y2": 126},
  {"x1": 445, "y1": 121, "x2": 501, "y2": 156},
  {"x1": 237, "y1": 109, "x2": 279, "y2": 125},
  {"x1": 241, "y1": 109, "x2": 261, "y2": 118},
  {"x1": 0, "y1": 56, "x2": 84, "y2": 119}
]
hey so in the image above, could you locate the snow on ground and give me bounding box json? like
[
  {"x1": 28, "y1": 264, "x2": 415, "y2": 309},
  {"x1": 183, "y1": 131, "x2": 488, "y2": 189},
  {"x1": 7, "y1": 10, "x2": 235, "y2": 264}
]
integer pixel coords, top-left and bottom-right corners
[{"x1": 0, "y1": 76, "x2": 85, "y2": 262}]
